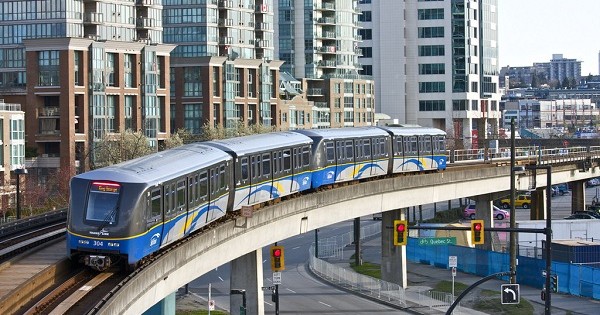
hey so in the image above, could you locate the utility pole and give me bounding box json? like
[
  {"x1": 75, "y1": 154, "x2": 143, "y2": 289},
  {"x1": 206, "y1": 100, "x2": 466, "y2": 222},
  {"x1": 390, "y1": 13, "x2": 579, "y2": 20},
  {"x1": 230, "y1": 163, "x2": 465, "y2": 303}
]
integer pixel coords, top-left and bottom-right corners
[{"x1": 509, "y1": 118, "x2": 517, "y2": 284}]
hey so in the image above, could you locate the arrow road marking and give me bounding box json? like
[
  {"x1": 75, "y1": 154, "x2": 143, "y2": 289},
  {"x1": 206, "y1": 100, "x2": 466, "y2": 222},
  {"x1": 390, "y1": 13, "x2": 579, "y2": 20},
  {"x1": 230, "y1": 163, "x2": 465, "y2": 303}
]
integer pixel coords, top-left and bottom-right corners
[{"x1": 504, "y1": 287, "x2": 516, "y2": 300}]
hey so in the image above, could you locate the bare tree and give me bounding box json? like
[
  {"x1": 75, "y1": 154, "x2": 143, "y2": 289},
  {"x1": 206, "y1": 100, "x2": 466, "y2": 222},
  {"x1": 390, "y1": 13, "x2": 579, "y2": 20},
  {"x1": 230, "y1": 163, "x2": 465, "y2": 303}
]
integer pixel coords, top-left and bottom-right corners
[{"x1": 92, "y1": 130, "x2": 155, "y2": 169}]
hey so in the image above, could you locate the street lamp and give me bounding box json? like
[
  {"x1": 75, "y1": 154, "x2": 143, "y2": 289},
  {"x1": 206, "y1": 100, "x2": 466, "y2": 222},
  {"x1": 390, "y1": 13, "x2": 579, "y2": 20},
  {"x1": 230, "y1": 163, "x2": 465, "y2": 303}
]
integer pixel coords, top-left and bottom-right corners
[{"x1": 14, "y1": 168, "x2": 28, "y2": 220}]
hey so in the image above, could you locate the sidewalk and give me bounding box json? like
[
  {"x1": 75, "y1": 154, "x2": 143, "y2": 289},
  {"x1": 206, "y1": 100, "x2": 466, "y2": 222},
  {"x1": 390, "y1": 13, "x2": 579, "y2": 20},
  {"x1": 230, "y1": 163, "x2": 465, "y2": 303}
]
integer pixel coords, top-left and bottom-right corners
[{"x1": 320, "y1": 237, "x2": 600, "y2": 315}]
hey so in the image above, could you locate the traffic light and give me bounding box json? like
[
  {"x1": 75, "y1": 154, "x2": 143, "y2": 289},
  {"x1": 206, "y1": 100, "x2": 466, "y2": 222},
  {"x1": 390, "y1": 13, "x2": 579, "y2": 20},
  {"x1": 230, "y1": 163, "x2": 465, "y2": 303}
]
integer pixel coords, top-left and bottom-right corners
[
  {"x1": 550, "y1": 275, "x2": 558, "y2": 293},
  {"x1": 393, "y1": 220, "x2": 408, "y2": 246},
  {"x1": 270, "y1": 245, "x2": 285, "y2": 271},
  {"x1": 471, "y1": 220, "x2": 484, "y2": 245}
]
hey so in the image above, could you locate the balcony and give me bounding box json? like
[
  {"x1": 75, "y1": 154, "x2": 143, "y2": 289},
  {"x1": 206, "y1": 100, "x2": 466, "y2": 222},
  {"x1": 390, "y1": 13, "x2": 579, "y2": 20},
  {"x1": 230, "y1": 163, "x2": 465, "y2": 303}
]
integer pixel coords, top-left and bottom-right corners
[
  {"x1": 218, "y1": 18, "x2": 234, "y2": 26},
  {"x1": 136, "y1": 17, "x2": 157, "y2": 28},
  {"x1": 317, "y1": 60, "x2": 337, "y2": 68},
  {"x1": 254, "y1": 40, "x2": 269, "y2": 48},
  {"x1": 307, "y1": 88, "x2": 323, "y2": 96},
  {"x1": 316, "y1": 46, "x2": 336, "y2": 54},
  {"x1": 315, "y1": 3, "x2": 335, "y2": 11},
  {"x1": 39, "y1": 107, "x2": 59, "y2": 117},
  {"x1": 316, "y1": 17, "x2": 336, "y2": 24},
  {"x1": 219, "y1": 37, "x2": 233, "y2": 45},
  {"x1": 136, "y1": 0, "x2": 159, "y2": 6},
  {"x1": 83, "y1": 12, "x2": 103, "y2": 24},
  {"x1": 219, "y1": 0, "x2": 234, "y2": 8}
]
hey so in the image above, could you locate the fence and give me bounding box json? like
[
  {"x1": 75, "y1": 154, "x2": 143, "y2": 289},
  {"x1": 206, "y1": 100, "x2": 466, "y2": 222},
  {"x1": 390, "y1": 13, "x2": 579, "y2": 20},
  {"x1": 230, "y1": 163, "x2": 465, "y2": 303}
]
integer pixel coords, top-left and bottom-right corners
[
  {"x1": 406, "y1": 237, "x2": 600, "y2": 300},
  {"x1": 308, "y1": 223, "x2": 468, "y2": 313}
]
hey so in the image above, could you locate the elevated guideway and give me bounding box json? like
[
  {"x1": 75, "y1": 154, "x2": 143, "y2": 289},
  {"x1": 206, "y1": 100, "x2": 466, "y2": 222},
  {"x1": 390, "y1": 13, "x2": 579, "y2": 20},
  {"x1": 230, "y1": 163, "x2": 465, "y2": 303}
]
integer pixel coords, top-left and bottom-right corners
[{"x1": 98, "y1": 160, "x2": 600, "y2": 314}]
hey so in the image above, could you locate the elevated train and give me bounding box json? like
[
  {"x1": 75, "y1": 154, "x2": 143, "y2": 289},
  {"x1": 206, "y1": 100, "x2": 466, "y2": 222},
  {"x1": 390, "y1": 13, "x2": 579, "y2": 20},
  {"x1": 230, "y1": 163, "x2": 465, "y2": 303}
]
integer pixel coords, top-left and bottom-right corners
[{"x1": 67, "y1": 126, "x2": 446, "y2": 270}]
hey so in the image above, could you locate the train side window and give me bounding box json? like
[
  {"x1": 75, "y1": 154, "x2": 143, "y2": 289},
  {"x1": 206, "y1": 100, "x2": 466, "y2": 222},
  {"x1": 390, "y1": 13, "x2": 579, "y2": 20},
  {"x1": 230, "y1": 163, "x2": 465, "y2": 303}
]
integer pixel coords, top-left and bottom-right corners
[
  {"x1": 148, "y1": 188, "x2": 162, "y2": 224},
  {"x1": 219, "y1": 164, "x2": 226, "y2": 189},
  {"x1": 240, "y1": 157, "x2": 249, "y2": 180},
  {"x1": 194, "y1": 174, "x2": 199, "y2": 202},
  {"x1": 199, "y1": 171, "x2": 208, "y2": 199},
  {"x1": 364, "y1": 139, "x2": 371, "y2": 158},
  {"x1": 355, "y1": 140, "x2": 362, "y2": 159},
  {"x1": 302, "y1": 146, "x2": 310, "y2": 167},
  {"x1": 410, "y1": 136, "x2": 418, "y2": 154},
  {"x1": 283, "y1": 150, "x2": 291, "y2": 171},
  {"x1": 380, "y1": 137, "x2": 387, "y2": 156},
  {"x1": 188, "y1": 176, "x2": 195, "y2": 207},
  {"x1": 336, "y1": 141, "x2": 344, "y2": 161},
  {"x1": 404, "y1": 137, "x2": 410, "y2": 155},
  {"x1": 345, "y1": 140, "x2": 353, "y2": 160},
  {"x1": 177, "y1": 180, "x2": 186, "y2": 211},
  {"x1": 438, "y1": 136, "x2": 446, "y2": 154},
  {"x1": 325, "y1": 142, "x2": 335, "y2": 162},
  {"x1": 262, "y1": 153, "x2": 271, "y2": 176},
  {"x1": 395, "y1": 137, "x2": 402, "y2": 155}
]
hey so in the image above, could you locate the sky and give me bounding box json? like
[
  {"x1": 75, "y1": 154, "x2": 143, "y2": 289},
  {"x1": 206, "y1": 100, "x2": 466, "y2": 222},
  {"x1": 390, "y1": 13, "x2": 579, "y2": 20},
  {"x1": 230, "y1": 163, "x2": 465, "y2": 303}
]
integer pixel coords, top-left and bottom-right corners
[{"x1": 497, "y1": 0, "x2": 600, "y2": 75}]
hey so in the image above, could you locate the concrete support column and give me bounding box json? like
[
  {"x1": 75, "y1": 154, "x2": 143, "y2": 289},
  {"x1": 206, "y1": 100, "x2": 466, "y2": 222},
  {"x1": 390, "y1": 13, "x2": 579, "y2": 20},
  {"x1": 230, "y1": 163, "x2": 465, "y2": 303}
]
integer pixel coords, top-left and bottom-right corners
[
  {"x1": 230, "y1": 250, "x2": 264, "y2": 315},
  {"x1": 571, "y1": 180, "x2": 586, "y2": 212},
  {"x1": 531, "y1": 188, "x2": 547, "y2": 220},
  {"x1": 143, "y1": 292, "x2": 175, "y2": 315},
  {"x1": 472, "y1": 195, "x2": 494, "y2": 251},
  {"x1": 381, "y1": 209, "x2": 407, "y2": 288}
]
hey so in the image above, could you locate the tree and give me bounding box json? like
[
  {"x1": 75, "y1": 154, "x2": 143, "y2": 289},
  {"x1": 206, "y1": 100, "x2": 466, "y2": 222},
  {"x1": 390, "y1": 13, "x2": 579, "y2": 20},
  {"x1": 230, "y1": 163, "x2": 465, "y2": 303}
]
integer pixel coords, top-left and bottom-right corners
[
  {"x1": 531, "y1": 71, "x2": 539, "y2": 88},
  {"x1": 92, "y1": 130, "x2": 155, "y2": 169}
]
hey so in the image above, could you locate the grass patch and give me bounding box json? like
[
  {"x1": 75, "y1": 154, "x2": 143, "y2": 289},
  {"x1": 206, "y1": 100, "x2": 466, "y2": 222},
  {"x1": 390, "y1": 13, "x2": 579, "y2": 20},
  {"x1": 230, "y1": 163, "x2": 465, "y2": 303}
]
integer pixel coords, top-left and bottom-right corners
[
  {"x1": 349, "y1": 254, "x2": 381, "y2": 278},
  {"x1": 433, "y1": 280, "x2": 468, "y2": 295},
  {"x1": 177, "y1": 311, "x2": 228, "y2": 315},
  {"x1": 473, "y1": 297, "x2": 534, "y2": 315}
]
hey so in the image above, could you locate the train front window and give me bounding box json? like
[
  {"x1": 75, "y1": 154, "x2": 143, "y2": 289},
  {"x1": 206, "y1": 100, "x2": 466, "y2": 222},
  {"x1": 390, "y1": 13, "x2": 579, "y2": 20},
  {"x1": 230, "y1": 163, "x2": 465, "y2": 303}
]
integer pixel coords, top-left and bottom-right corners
[{"x1": 86, "y1": 182, "x2": 121, "y2": 225}]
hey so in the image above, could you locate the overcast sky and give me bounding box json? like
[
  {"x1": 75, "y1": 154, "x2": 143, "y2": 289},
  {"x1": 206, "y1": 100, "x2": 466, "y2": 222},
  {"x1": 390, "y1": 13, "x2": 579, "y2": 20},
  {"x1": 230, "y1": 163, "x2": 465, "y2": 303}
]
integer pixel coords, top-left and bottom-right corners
[{"x1": 497, "y1": 0, "x2": 600, "y2": 75}]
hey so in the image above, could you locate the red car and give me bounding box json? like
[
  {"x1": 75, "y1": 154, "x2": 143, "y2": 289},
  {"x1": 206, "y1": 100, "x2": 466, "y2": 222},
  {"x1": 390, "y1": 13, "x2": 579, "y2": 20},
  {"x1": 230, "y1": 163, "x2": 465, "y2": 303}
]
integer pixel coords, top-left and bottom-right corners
[{"x1": 463, "y1": 204, "x2": 510, "y2": 220}]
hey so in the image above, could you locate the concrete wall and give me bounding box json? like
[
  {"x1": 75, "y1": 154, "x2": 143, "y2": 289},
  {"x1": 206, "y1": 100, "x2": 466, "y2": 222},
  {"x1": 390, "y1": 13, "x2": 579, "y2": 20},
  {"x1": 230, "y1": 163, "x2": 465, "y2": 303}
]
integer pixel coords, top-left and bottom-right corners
[{"x1": 98, "y1": 163, "x2": 600, "y2": 314}]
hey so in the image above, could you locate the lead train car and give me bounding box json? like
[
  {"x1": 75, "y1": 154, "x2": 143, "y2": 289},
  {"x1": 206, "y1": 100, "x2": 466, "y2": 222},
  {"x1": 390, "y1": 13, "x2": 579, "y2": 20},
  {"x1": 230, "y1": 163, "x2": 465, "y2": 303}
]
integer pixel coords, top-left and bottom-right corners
[
  {"x1": 67, "y1": 143, "x2": 233, "y2": 271},
  {"x1": 204, "y1": 131, "x2": 314, "y2": 210}
]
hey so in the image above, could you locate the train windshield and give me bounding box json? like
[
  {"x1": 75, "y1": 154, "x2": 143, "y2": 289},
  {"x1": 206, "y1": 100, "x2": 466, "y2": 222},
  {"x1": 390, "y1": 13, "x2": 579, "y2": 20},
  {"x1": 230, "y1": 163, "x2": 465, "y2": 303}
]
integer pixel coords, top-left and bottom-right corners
[{"x1": 85, "y1": 181, "x2": 121, "y2": 225}]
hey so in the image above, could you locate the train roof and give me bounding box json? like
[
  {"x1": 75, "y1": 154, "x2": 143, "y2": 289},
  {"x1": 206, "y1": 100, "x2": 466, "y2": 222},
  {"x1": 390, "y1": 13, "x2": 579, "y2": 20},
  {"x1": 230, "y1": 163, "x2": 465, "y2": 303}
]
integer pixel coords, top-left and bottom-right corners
[
  {"x1": 293, "y1": 127, "x2": 389, "y2": 140},
  {"x1": 74, "y1": 143, "x2": 232, "y2": 184},
  {"x1": 377, "y1": 126, "x2": 446, "y2": 137},
  {"x1": 204, "y1": 131, "x2": 312, "y2": 157}
]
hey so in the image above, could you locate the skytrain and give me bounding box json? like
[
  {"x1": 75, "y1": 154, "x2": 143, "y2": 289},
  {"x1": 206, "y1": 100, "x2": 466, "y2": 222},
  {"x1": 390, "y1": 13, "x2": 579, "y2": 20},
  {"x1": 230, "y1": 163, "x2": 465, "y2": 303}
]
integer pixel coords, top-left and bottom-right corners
[{"x1": 67, "y1": 126, "x2": 446, "y2": 270}]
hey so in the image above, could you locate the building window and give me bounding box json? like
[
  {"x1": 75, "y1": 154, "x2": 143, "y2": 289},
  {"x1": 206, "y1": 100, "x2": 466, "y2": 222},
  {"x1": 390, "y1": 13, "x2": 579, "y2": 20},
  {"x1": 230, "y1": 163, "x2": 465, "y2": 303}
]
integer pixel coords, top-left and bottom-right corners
[
  {"x1": 344, "y1": 97, "x2": 353, "y2": 108},
  {"x1": 124, "y1": 54, "x2": 134, "y2": 88},
  {"x1": 358, "y1": 11, "x2": 372, "y2": 22},
  {"x1": 344, "y1": 82, "x2": 353, "y2": 93},
  {"x1": 359, "y1": 65, "x2": 372, "y2": 76},
  {"x1": 418, "y1": 45, "x2": 445, "y2": 56},
  {"x1": 184, "y1": 103, "x2": 202, "y2": 134},
  {"x1": 418, "y1": 27, "x2": 444, "y2": 38},
  {"x1": 471, "y1": 100, "x2": 478, "y2": 111},
  {"x1": 74, "y1": 51, "x2": 82, "y2": 86},
  {"x1": 213, "y1": 67, "x2": 220, "y2": 96},
  {"x1": 360, "y1": 47, "x2": 372, "y2": 58},
  {"x1": 358, "y1": 29, "x2": 372, "y2": 40},
  {"x1": 471, "y1": 81, "x2": 478, "y2": 92},
  {"x1": 452, "y1": 100, "x2": 467, "y2": 111},
  {"x1": 418, "y1": 8, "x2": 444, "y2": 20},
  {"x1": 419, "y1": 100, "x2": 445, "y2": 111},
  {"x1": 106, "y1": 53, "x2": 116, "y2": 87},
  {"x1": 418, "y1": 82, "x2": 445, "y2": 93},
  {"x1": 38, "y1": 50, "x2": 59, "y2": 86},
  {"x1": 184, "y1": 67, "x2": 202, "y2": 97},
  {"x1": 419, "y1": 63, "x2": 445, "y2": 75},
  {"x1": 125, "y1": 95, "x2": 134, "y2": 130}
]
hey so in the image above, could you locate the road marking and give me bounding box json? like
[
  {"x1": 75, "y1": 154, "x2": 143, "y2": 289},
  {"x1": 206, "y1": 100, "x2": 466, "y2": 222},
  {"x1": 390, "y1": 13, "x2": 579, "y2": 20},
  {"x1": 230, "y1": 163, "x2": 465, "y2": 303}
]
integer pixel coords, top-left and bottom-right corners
[
  {"x1": 218, "y1": 277, "x2": 224, "y2": 282},
  {"x1": 318, "y1": 301, "x2": 332, "y2": 307},
  {"x1": 292, "y1": 246, "x2": 300, "y2": 250},
  {"x1": 264, "y1": 301, "x2": 273, "y2": 306},
  {"x1": 286, "y1": 288, "x2": 296, "y2": 293}
]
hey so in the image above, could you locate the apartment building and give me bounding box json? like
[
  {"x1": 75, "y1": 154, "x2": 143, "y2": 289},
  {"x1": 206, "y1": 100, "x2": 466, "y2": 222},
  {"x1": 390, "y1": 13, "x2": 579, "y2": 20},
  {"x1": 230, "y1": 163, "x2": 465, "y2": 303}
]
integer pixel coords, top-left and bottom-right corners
[
  {"x1": 359, "y1": 0, "x2": 502, "y2": 148},
  {"x1": 275, "y1": 0, "x2": 375, "y2": 128},
  {"x1": 0, "y1": 0, "x2": 174, "y2": 176}
]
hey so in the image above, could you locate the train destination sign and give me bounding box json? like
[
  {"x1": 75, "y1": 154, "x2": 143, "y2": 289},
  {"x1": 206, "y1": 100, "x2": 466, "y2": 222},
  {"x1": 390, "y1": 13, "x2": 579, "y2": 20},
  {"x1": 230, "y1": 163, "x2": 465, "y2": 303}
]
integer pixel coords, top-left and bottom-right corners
[{"x1": 418, "y1": 237, "x2": 457, "y2": 246}]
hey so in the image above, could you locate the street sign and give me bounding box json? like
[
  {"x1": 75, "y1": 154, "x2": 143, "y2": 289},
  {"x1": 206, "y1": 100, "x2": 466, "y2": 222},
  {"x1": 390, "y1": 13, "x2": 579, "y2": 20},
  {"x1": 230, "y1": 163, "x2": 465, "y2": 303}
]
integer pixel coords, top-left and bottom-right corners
[
  {"x1": 273, "y1": 271, "x2": 282, "y2": 284},
  {"x1": 541, "y1": 270, "x2": 547, "y2": 277},
  {"x1": 241, "y1": 205, "x2": 253, "y2": 217},
  {"x1": 452, "y1": 267, "x2": 457, "y2": 276},
  {"x1": 501, "y1": 284, "x2": 520, "y2": 305},
  {"x1": 449, "y1": 256, "x2": 458, "y2": 268},
  {"x1": 418, "y1": 237, "x2": 457, "y2": 246},
  {"x1": 208, "y1": 300, "x2": 215, "y2": 311}
]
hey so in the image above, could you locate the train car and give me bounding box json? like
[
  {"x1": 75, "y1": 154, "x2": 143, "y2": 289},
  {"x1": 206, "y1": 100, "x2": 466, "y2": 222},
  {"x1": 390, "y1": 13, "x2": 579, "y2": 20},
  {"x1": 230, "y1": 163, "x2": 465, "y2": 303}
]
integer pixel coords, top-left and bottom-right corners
[
  {"x1": 293, "y1": 127, "x2": 392, "y2": 188},
  {"x1": 67, "y1": 143, "x2": 233, "y2": 271},
  {"x1": 204, "y1": 131, "x2": 313, "y2": 210},
  {"x1": 377, "y1": 125, "x2": 446, "y2": 173}
]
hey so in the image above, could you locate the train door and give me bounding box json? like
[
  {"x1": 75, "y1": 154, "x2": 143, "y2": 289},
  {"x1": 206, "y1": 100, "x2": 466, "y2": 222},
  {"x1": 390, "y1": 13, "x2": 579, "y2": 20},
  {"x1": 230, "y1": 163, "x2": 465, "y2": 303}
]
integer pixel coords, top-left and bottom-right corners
[
  {"x1": 236, "y1": 156, "x2": 251, "y2": 208},
  {"x1": 161, "y1": 181, "x2": 177, "y2": 246},
  {"x1": 335, "y1": 139, "x2": 355, "y2": 182},
  {"x1": 404, "y1": 136, "x2": 418, "y2": 172},
  {"x1": 207, "y1": 165, "x2": 228, "y2": 221},
  {"x1": 393, "y1": 136, "x2": 404, "y2": 173},
  {"x1": 274, "y1": 149, "x2": 293, "y2": 195},
  {"x1": 292, "y1": 145, "x2": 311, "y2": 191},
  {"x1": 419, "y1": 135, "x2": 434, "y2": 170},
  {"x1": 146, "y1": 187, "x2": 163, "y2": 254}
]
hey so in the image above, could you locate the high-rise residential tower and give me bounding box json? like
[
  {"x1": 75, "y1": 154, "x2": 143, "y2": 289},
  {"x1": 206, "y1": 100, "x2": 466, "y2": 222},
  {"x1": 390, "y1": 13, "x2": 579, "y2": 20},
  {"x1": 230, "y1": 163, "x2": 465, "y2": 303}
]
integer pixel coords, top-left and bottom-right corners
[
  {"x1": 164, "y1": 0, "x2": 285, "y2": 131},
  {"x1": 359, "y1": 0, "x2": 501, "y2": 148},
  {"x1": 0, "y1": 0, "x2": 174, "y2": 175},
  {"x1": 276, "y1": 0, "x2": 376, "y2": 128}
]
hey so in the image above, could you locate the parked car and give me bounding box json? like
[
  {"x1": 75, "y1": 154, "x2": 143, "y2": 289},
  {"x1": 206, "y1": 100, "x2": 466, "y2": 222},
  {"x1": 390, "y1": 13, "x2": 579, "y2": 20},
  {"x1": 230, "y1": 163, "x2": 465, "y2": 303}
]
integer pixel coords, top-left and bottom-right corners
[
  {"x1": 586, "y1": 178, "x2": 600, "y2": 187},
  {"x1": 572, "y1": 211, "x2": 600, "y2": 219},
  {"x1": 552, "y1": 184, "x2": 570, "y2": 196},
  {"x1": 500, "y1": 194, "x2": 532, "y2": 209},
  {"x1": 463, "y1": 204, "x2": 510, "y2": 220},
  {"x1": 564, "y1": 213, "x2": 598, "y2": 220}
]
